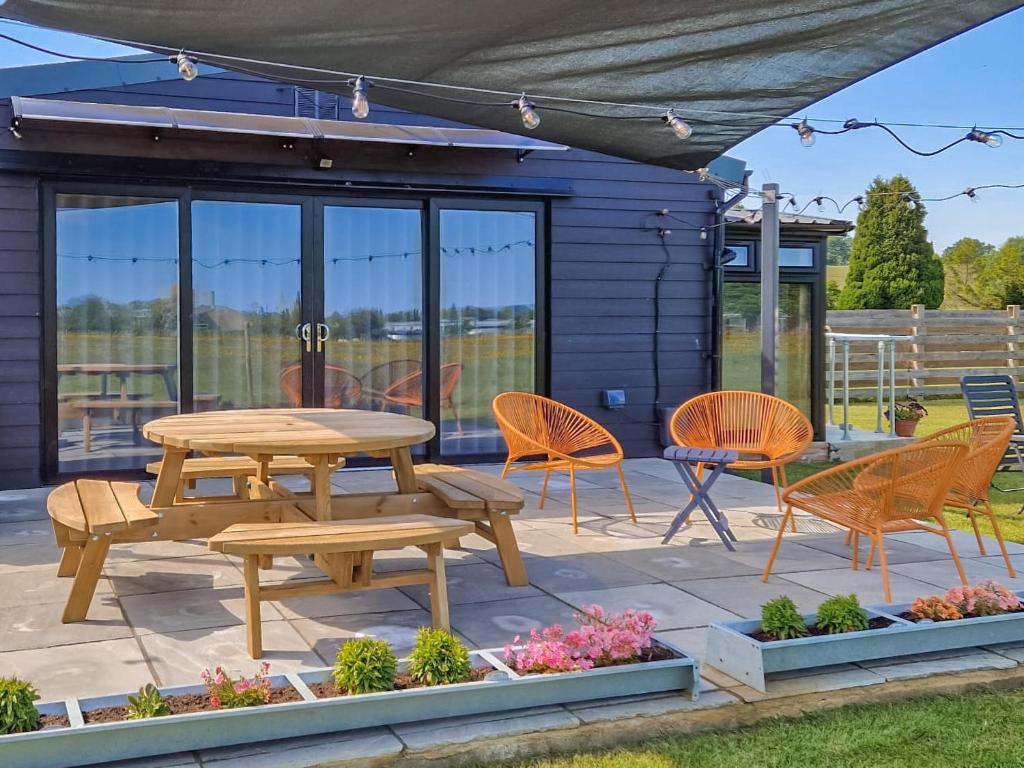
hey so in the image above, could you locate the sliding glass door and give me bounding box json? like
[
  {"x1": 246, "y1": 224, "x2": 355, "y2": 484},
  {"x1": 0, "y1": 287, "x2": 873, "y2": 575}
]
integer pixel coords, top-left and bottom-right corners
[{"x1": 48, "y1": 187, "x2": 544, "y2": 478}]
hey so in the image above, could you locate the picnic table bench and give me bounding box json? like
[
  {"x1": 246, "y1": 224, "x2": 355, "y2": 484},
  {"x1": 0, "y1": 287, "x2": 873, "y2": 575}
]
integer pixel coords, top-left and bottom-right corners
[
  {"x1": 209, "y1": 515, "x2": 474, "y2": 658},
  {"x1": 145, "y1": 455, "x2": 345, "y2": 501}
]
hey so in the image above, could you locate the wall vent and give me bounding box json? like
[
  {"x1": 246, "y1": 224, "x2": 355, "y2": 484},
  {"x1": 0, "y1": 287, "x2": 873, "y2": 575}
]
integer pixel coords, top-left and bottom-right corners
[{"x1": 294, "y1": 87, "x2": 340, "y2": 120}]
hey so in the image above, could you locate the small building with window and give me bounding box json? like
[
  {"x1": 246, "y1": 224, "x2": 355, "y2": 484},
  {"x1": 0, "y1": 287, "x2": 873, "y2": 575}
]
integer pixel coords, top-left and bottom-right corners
[{"x1": 0, "y1": 57, "x2": 847, "y2": 489}]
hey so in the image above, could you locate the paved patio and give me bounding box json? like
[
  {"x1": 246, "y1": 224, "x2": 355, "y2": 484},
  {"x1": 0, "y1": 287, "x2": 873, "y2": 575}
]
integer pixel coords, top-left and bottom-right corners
[{"x1": 2, "y1": 457, "x2": 1022, "y2": 703}]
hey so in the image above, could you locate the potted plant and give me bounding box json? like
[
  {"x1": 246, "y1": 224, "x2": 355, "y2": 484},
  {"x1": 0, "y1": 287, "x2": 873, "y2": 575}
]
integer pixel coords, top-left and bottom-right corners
[{"x1": 886, "y1": 397, "x2": 928, "y2": 436}]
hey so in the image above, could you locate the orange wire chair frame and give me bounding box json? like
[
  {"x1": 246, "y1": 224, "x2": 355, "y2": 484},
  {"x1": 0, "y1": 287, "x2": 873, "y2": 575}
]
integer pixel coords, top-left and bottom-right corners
[
  {"x1": 361, "y1": 359, "x2": 422, "y2": 409},
  {"x1": 668, "y1": 391, "x2": 813, "y2": 526},
  {"x1": 919, "y1": 416, "x2": 1017, "y2": 577},
  {"x1": 279, "y1": 363, "x2": 363, "y2": 409},
  {"x1": 492, "y1": 392, "x2": 636, "y2": 533},
  {"x1": 763, "y1": 441, "x2": 970, "y2": 603},
  {"x1": 382, "y1": 362, "x2": 463, "y2": 433}
]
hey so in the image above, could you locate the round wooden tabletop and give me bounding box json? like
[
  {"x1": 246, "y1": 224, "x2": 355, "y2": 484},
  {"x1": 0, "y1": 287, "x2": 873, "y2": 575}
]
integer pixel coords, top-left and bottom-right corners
[{"x1": 143, "y1": 408, "x2": 436, "y2": 455}]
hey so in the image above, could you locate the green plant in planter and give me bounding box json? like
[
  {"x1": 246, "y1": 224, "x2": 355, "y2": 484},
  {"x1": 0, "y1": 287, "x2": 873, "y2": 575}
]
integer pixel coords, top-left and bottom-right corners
[
  {"x1": 760, "y1": 596, "x2": 809, "y2": 640},
  {"x1": 127, "y1": 684, "x2": 171, "y2": 720},
  {"x1": 815, "y1": 594, "x2": 869, "y2": 634},
  {"x1": 0, "y1": 677, "x2": 40, "y2": 734},
  {"x1": 333, "y1": 637, "x2": 397, "y2": 695},
  {"x1": 407, "y1": 628, "x2": 473, "y2": 686}
]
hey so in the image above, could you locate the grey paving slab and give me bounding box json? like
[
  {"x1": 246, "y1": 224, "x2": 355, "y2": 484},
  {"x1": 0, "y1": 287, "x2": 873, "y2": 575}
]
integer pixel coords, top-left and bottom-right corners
[
  {"x1": 90, "y1": 753, "x2": 200, "y2": 768},
  {"x1": 779, "y1": 567, "x2": 941, "y2": 604},
  {"x1": 725, "y1": 538, "x2": 854, "y2": 574},
  {"x1": 0, "y1": 567, "x2": 112, "y2": 608},
  {"x1": 890, "y1": 529, "x2": 1024, "y2": 556},
  {"x1": 859, "y1": 649, "x2": 1017, "y2": 681},
  {"x1": 673, "y1": 575, "x2": 829, "y2": 619},
  {"x1": 0, "y1": 486, "x2": 51, "y2": 523},
  {"x1": 200, "y1": 728, "x2": 403, "y2": 767},
  {"x1": 654, "y1": 627, "x2": 709, "y2": 662},
  {"x1": 0, "y1": 518, "x2": 53, "y2": 546},
  {"x1": 400, "y1": 562, "x2": 541, "y2": 607},
  {"x1": 449, "y1": 595, "x2": 579, "y2": 648},
  {"x1": 120, "y1": 585, "x2": 284, "y2": 635},
  {"x1": 890, "y1": 557, "x2": 1023, "y2": 590},
  {"x1": 754, "y1": 664, "x2": 885, "y2": 700},
  {"x1": 140, "y1": 621, "x2": 324, "y2": 687},
  {"x1": 106, "y1": 538, "x2": 212, "y2": 563},
  {"x1": 106, "y1": 553, "x2": 244, "y2": 596},
  {"x1": 601, "y1": 543, "x2": 763, "y2": 581},
  {"x1": 797, "y1": 533, "x2": 952, "y2": 564},
  {"x1": 569, "y1": 688, "x2": 738, "y2": 723},
  {"x1": 0, "y1": 637, "x2": 154, "y2": 699},
  {"x1": 493, "y1": 552, "x2": 656, "y2": 594},
  {"x1": 983, "y1": 642, "x2": 1024, "y2": 662},
  {"x1": 0, "y1": 535, "x2": 62, "y2": 574},
  {"x1": 555, "y1": 583, "x2": 739, "y2": 630},
  {"x1": 370, "y1": 544, "x2": 486, "y2": 572},
  {"x1": 290, "y1": 608, "x2": 469, "y2": 663},
  {"x1": 273, "y1": 584, "x2": 421, "y2": 620},
  {"x1": 0, "y1": 596, "x2": 130, "y2": 651},
  {"x1": 393, "y1": 705, "x2": 580, "y2": 751}
]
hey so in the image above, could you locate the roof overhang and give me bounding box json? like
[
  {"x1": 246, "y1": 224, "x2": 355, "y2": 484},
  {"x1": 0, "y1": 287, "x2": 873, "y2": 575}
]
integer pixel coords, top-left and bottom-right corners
[
  {"x1": 0, "y1": 0, "x2": 1017, "y2": 171},
  {"x1": 726, "y1": 210, "x2": 853, "y2": 236},
  {"x1": 9, "y1": 96, "x2": 569, "y2": 153}
]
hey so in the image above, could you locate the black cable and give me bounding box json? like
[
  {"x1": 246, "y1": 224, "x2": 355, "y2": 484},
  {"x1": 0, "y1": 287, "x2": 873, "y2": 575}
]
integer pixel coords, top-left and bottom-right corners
[
  {"x1": 653, "y1": 231, "x2": 673, "y2": 418},
  {"x1": 0, "y1": 32, "x2": 166, "y2": 63}
]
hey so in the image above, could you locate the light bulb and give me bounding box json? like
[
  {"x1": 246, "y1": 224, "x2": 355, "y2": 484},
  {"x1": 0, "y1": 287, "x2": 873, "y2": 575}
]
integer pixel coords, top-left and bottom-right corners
[
  {"x1": 965, "y1": 188, "x2": 978, "y2": 203},
  {"x1": 351, "y1": 76, "x2": 370, "y2": 119},
  {"x1": 514, "y1": 94, "x2": 540, "y2": 130},
  {"x1": 814, "y1": 197, "x2": 824, "y2": 211},
  {"x1": 793, "y1": 119, "x2": 815, "y2": 147},
  {"x1": 856, "y1": 196, "x2": 867, "y2": 212},
  {"x1": 902, "y1": 194, "x2": 917, "y2": 210},
  {"x1": 175, "y1": 52, "x2": 198, "y2": 82},
  {"x1": 663, "y1": 109, "x2": 692, "y2": 140},
  {"x1": 967, "y1": 129, "x2": 1002, "y2": 148}
]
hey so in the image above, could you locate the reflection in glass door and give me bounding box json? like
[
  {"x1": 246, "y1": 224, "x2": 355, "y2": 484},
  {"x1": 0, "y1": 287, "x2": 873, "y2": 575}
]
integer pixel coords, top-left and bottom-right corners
[
  {"x1": 192, "y1": 201, "x2": 303, "y2": 411},
  {"x1": 322, "y1": 205, "x2": 423, "y2": 424},
  {"x1": 439, "y1": 208, "x2": 538, "y2": 455}
]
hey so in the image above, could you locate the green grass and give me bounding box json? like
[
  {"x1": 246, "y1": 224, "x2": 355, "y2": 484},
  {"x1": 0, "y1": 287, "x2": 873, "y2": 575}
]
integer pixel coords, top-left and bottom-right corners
[
  {"x1": 501, "y1": 689, "x2": 1024, "y2": 768},
  {"x1": 826, "y1": 264, "x2": 850, "y2": 289}
]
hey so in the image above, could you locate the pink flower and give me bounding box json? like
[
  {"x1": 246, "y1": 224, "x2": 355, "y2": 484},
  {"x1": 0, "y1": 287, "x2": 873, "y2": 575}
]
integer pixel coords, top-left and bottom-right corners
[{"x1": 209, "y1": 695, "x2": 221, "y2": 708}]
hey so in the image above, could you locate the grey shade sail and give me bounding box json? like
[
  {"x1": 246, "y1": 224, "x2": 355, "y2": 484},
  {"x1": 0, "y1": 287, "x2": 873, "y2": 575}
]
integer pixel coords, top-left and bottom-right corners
[
  {"x1": 0, "y1": 0, "x2": 1018, "y2": 170},
  {"x1": 10, "y1": 96, "x2": 568, "y2": 151}
]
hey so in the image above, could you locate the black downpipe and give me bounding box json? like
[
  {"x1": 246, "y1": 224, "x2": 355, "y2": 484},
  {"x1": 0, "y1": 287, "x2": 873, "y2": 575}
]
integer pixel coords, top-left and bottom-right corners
[{"x1": 709, "y1": 171, "x2": 753, "y2": 391}]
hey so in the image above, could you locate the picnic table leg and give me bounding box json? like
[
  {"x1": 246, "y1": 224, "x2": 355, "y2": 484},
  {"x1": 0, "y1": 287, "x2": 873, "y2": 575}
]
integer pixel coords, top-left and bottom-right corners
[
  {"x1": 310, "y1": 454, "x2": 333, "y2": 522},
  {"x1": 152, "y1": 447, "x2": 187, "y2": 507},
  {"x1": 390, "y1": 446, "x2": 418, "y2": 494},
  {"x1": 424, "y1": 543, "x2": 450, "y2": 631},
  {"x1": 243, "y1": 555, "x2": 263, "y2": 659},
  {"x1": 57, "y1": 543, "x2": 83, "y2": 577},
  {"x1": 487, "y1": 510, "x2": 529, "y2": 587},
  {"x1": 82, "y1": 410, "x2": 92, "y2": 453},
  {"x1": 62, "y1": 534, "x2": 111, "y2": 623}
]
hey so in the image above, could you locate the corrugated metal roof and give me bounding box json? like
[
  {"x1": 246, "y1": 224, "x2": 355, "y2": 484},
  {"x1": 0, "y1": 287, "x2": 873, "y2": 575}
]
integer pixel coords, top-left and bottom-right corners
[
  {"x1": 10, "y1": 96, "x2": 569, "y2": 152},
  {"x1": 726, "y1": 209, "x2": 853, "y2": 233}
]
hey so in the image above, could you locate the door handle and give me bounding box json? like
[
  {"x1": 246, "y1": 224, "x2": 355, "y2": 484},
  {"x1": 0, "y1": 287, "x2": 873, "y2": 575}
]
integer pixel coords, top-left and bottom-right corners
[
  {"x1": 316, "y1": 323, "x2": 330, "y2": 353},
  {"x1": 297, "y1": 322, "x2": 312, "y2": 352}
]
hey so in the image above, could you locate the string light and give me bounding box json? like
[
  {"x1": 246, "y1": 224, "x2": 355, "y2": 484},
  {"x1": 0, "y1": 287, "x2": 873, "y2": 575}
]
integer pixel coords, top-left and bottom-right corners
[
  {"x1": 513, "y1": 94, "x2": 540, "y2": 130},
  {"x1": 173, "y1": 51, "x2": 198, "y2": 82},
  {"x1": 663, "y1": 109, "x2": 692, "y2": 140},
  {"x1": 793, "y1": 119, "x2": 816, "y2": 147},
  {"x1": 350, "y1": 76, "x2": 371, "y2": 119},
  {"x1": 966, "y1": 128, "x2": 1002, "y2": 148}
]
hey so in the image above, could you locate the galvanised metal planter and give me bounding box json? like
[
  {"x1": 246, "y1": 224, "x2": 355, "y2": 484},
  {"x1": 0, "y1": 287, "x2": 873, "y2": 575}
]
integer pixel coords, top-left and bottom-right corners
[
  {"x1": 705, "y1": 591, "x2": 1024, "y2": 692},
  {"x1": 0, "y1": 643, "x2": 698, "y2": 768}
]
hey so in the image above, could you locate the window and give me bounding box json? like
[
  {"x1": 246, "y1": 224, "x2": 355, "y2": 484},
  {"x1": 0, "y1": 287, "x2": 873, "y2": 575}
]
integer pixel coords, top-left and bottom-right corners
[
  {"x1": 54, "y1": 194, "x2": 180, "y2": 473},
  {"x1": 780, "y1": 246, "x2": 814, "y2": 268},
  {"x1": 724, "y1": 243, "x2": 751, "y2": 268}
]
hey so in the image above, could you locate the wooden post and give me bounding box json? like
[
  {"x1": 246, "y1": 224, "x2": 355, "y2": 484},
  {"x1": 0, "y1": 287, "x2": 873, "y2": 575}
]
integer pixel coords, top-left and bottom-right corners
[
  {"x1": 243, "y1": 555, "x2": 263, "y2": 659},
  {"x1": 909, "y1": 304, "x2": 927, "y2": 392},
  {"x1": 1006, "y1": 305, "x2": 1020, "y2": 375}
]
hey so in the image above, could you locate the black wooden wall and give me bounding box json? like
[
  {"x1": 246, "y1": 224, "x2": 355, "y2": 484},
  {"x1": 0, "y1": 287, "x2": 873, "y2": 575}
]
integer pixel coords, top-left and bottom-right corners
[{"x1": 0, "y1": 70, "x2": 716, "y2": 488}]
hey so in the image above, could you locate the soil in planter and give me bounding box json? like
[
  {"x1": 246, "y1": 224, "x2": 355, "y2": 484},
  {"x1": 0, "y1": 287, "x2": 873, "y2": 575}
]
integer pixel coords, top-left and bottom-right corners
[
  {"x1": 309, "y1": 667, "x2": 492, "y2": 699},
  {"x1": 81, "y1": 685, "x2": 303, "y2": 725},
  {"x1": 750, "y1": 616, "x2": 895, "y2": 643},
  {"x1": 899, "y1": 607, "x2": 1024, "y2": 624},
  {"x1": 38, "y1": 713, "x2": 71, "y2": 729}
]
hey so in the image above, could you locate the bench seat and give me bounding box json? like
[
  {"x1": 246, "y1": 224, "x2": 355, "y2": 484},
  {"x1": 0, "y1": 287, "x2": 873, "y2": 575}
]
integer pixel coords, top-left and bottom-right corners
[
  {"x1": 47, "y1": 479, "x2": 159, "y2": 622},
  {"x1": 146, "y1": 455, "x2": 344, "y2": 500},
  {"x1": 210, "y1": 515, "x2": 473, "y2": 658}
]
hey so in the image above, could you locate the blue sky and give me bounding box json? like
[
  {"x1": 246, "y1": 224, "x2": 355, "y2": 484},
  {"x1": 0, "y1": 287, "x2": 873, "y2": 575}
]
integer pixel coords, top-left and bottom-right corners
[{"x1": 2, "y1": 10, "x2": 1024, "y2": 251}]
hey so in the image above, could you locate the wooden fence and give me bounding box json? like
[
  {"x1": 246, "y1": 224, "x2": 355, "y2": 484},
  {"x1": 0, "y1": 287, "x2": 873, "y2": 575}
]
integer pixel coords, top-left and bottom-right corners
[{"x1": 825, "y1": 305, "x2": 1024, "y2": 396}]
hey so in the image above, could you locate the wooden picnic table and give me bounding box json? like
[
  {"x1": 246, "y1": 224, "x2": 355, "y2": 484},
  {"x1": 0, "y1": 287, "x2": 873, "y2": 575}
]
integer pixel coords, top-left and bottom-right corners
[
  {"x1": 58, "y1": 362, "x2": 178, "y2": 402},
  {"x1": 143, "y1": 408, "x2": 436, "y2": 520}
]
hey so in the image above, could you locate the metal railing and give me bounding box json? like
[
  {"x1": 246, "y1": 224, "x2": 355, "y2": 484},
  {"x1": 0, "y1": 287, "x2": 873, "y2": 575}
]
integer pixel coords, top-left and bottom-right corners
[{"x1": 826, "y1": 332, "x2": 913, "y2": 440}]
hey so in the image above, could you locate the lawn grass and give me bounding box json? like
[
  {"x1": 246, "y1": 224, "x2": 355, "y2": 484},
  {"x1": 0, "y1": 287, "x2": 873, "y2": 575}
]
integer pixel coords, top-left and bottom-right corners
[{"x1": 503, "y1": 689, "x2": 1024, "y2": 768}]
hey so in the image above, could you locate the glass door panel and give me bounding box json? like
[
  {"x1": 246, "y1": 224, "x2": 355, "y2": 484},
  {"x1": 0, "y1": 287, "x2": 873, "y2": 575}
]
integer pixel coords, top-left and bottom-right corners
[
  {"x1": 55, "y1": 194, "x2": 180, "y2": 473},
  {"x1": 192, "y1": 201, "x2": 303, "y2": 410},
  {"x1": 721, "y1": 282, "x2": 813, "y2": 415},
  {"x1": 439, "y1": 209, "x2": 537, "y2": 455},
  {"x1": 322, "y1": 205, "x2": 423, "y2": 424}
]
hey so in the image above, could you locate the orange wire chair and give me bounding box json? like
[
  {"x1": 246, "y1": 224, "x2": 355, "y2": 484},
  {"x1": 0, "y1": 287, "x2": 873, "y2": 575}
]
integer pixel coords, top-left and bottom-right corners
[
  {"x1": 493, "y1": 392, "x2": 636, "y2": 533},
  {"x1": 763, "y1": 441, "x2": 969, "y2": 602},
  {"x1": 919, "y1": 416, "x2": 1017, "y2": 577},
  {"x1": 383, "y1": 362, "x2": 463, "y2": 433},
  {"x1": 361, "y1": 359, "x2": 421, "y2": 409},
  {"x1": 668, "y1": 391, "x2": 813, "y2": 527},
  {"x1": 279, "y1": 363, "x2": 362, "y2": 409}
]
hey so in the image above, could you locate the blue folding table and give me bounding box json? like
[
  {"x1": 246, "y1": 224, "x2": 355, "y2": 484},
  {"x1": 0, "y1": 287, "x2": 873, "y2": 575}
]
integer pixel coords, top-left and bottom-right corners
[{"x1": 661, "y1": 445, "x2": 739, "y2": 549}]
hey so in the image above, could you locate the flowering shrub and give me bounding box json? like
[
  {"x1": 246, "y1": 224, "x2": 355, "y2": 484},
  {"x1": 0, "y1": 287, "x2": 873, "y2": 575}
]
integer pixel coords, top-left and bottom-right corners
[
  {"x1": 504, "y1": 605, "x2": 657, "y2": 674},
  {"x1": 944, "y1": 581, "x2": 1021, "y2": 617},
  {"x1": 909, "y1": 595, "x2": 963, "y2": 622},
  {"x1": 200, "y1": 663, "x2": 272, "y2": 709}
]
